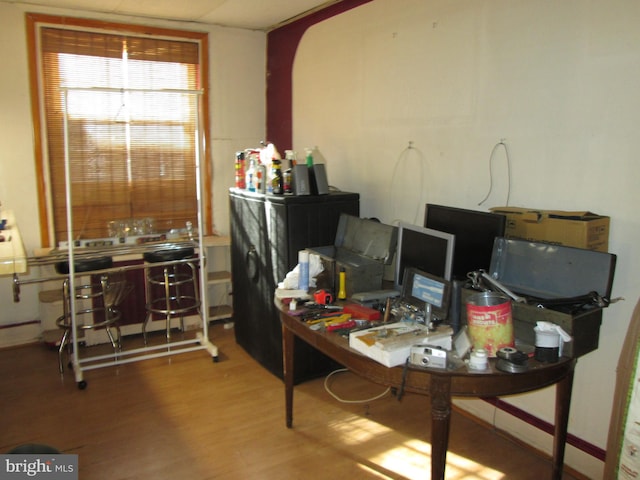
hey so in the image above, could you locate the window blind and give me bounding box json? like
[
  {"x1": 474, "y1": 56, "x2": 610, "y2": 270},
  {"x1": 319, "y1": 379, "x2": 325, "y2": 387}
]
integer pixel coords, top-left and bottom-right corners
[{"x1": 38, "y1": 24, "x2": 205, "y2": 243}]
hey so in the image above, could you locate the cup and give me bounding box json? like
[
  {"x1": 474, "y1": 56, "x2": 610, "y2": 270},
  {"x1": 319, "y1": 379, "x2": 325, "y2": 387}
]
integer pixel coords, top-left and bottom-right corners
[{"x1": 534, "y1": 327, "x2": 562, "y2": 363}]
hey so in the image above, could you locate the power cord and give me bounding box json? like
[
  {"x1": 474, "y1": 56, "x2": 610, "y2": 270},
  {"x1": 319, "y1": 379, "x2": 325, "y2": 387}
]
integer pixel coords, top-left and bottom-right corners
[
  {"x1": 388, "y1": 141, "x2": 428, "y2": 225},
  {"x1": 478, "y1": 139, "x2": 512, "y2": 207},
  {"x1": 324, "y1": 368, "x2": 391, "y2": 404}
]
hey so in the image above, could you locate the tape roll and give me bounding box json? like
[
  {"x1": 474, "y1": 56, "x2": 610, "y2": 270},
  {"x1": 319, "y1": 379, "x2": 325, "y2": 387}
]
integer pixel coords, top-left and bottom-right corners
[
  {"x1": 496, "y1": 358, "x2": 528, "y2": 373},
  {"x1": 496, "y1": 347, "x2": 529, "y2": 372},
  {"x1": 497, "y1": 347, "x2": 518, "y2": 360}
]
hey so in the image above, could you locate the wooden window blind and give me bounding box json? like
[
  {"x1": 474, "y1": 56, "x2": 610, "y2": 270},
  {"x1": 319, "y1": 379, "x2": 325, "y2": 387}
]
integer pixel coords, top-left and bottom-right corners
[{"x1": 27, "y1": 15, "x2": 211, "y2": 245}]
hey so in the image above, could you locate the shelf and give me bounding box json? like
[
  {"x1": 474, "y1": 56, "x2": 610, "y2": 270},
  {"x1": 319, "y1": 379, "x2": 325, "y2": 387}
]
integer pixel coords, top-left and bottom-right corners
[
  {"x1": 207, "y1": 270, "x2": 231, "y2": 285},
  {"x1": 209, "y1": 304, "x2": 233, "y2": 321},
  {"x1": 204, "y1": 237, "x2": 232, "y2": 323},
  {"x1": 203, "y1": 235, "x2": 230, "y2": 248}
]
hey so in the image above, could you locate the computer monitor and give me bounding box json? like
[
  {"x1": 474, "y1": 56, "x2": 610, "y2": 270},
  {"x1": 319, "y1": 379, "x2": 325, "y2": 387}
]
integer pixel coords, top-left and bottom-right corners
[
  {"x1": 402, "y1": 267, "x2": 452, "y2": 321},
  {"x1": 424, "y1": 204, "x2": 506, "y2": 281},
  {"x1": 394, "y1": 222, "x2": 455, "y2": 290}
]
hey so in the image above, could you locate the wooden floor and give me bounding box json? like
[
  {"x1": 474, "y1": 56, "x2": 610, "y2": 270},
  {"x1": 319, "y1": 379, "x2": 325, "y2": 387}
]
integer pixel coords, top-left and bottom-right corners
[{"x1": 0, "y1": 323, "x2": 580, "y2": 479}]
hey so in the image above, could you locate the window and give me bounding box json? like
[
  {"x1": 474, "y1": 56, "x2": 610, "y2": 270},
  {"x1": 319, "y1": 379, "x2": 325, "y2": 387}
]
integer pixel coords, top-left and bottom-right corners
[{"x1": 27, "y1": 14, "x2": 212, "y2": 246}]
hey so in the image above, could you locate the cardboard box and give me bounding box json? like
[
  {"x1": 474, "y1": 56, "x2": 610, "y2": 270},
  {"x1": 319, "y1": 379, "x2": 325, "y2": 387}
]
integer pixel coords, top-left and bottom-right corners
[{"x1": 490, "y1": 206, "x2": 610, "y2": 252}]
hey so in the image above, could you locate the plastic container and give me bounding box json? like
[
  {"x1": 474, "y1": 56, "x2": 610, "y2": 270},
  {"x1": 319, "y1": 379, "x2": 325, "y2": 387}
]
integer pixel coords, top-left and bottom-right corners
[
  {"x1": 298, "y1": 250, "x2": 309, "y2": 291},
  {"x1": 534, "y1": 327, "x2": 561, "y2": 362}
]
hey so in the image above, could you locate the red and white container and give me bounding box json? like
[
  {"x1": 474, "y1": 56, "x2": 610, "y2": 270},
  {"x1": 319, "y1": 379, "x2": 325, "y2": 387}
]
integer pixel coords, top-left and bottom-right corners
[{"x1": 466, "y1": 292, "x2": 514, "y2": 357}]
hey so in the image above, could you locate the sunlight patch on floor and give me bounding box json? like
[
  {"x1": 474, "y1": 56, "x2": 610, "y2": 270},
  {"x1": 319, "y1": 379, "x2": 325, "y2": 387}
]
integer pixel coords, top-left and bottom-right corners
[
  {"x1": 368, "y1": 440, "x2": 506, "y2": 480},
  {"x1": 329, "y1": 415, "x2": 506, "y2": 480},
  {"x1": 442, "y1": 451, "x2": 506, "y2": 480},
  {"x1": 326, "y1": 414, "x2": 395, "y2": 445}
]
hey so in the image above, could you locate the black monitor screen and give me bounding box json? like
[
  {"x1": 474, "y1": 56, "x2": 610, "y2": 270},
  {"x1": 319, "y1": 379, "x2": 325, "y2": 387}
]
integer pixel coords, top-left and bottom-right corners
[
  {"x1": 394, "y1": 222, "x2": 454, "y2": 290},
  {"x1": 424, "y1": 204, "x2": 506, "y2": 281}
]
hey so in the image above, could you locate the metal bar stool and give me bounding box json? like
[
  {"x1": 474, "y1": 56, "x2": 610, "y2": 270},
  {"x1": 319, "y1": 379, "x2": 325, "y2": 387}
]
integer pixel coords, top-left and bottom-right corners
[
  {"x1": 55, "y1": 257, "x2": 127, "y2": 373},
  {"x1": 142, "y1": 246, "x2": 201, "y2": 344}
]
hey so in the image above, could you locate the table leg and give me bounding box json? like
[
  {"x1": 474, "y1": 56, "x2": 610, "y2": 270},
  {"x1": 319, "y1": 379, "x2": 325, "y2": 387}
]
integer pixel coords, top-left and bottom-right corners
[
  {"x1": 282, "y1": 322, "x2": 294, "y2": 428},
  {"x1": 552, "y1": 367, "x2": 575, "y2": 479},
  {"x1": 430, "y1": 375, "x2": 452, "y2": 480}
]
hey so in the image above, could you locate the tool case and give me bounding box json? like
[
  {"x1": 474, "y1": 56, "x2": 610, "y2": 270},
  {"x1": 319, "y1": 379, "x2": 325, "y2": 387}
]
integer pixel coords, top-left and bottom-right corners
[
  {"x1": 462, "y1": 237, "x2": 617, "y2": 358},
  {"x1": 309, "y1": 214, "x2": 397, "y2": 298}
]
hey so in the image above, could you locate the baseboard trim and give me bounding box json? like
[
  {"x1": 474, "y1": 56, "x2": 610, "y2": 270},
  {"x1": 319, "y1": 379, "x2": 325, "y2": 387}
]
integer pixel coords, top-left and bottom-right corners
[
  {"x1": 0, "y1": 319, "x2": 40, "y2": 330},
  {"x1": 482, "y1": 397, "x2": 606, "y2": 461}
]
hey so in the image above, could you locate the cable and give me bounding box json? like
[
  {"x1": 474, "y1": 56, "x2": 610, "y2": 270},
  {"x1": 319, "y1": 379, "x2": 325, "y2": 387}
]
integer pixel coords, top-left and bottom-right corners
[
  {"x1": 323, "y1": 368, "x2": 391, "y2": 404},
  {"x1": 388, "y1": 141, "x2": 428, "y2": 225},
  {"x1": 478, "y1": 140, "x2": 512, "y2": 207},
  {"x1": 397, "y1": 358, "x2": 410, "y2": 401}
]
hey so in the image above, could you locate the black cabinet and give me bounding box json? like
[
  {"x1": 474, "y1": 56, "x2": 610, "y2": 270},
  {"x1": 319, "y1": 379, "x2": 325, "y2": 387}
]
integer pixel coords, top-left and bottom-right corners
[{"x1": 229, "y1": 188, "x2": 359, "y2": 381}]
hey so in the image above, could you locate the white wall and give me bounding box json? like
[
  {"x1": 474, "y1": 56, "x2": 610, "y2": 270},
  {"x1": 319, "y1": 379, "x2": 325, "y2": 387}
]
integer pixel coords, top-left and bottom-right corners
[
  {"x1": 292, "y1": 0, "x2": 640, "y2": 477},
  {"x1": 0, "y1": 2, "x2": 266, "y2": 343}
]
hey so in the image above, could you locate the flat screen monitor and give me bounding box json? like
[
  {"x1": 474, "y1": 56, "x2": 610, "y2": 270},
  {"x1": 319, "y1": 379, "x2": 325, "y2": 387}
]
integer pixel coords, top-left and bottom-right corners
[
  {"x1": 394, "y1": 222, "x2": 455, "y2": 290},
  {"x1": 424, "y1": 204, "x2": 506, "y2": 281},
  {"x1": 402, "y1": 267, "x2": 451, "y2": 321}
]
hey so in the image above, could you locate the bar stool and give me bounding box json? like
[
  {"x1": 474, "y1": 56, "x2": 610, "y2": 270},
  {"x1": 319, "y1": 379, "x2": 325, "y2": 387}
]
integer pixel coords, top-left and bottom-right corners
[
  {"x1": 142, "y1": 246, "x2": 200, "y2": 344},
  {"x1": 55, "y1": 257, "x2": 126, "y2": 373}
]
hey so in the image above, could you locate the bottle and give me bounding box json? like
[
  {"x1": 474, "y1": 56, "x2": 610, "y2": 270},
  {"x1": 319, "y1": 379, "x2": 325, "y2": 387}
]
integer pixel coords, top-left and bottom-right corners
[
  {"x1": 283, "y1": 150, "x2": 296, "y2": 194},
  {"x1": 305, "y1": 147, "x2": 314, "y2": 168},
  {"x1": 285, "y1": 150, "x2": 297, "y2": 166},
  {"x1": 338, "y1": 267, "x2": 347, "y2": 300},
  {"x1": 271, "y1": 159, "x2": 283, "y2": 194},
  {"x1": 298, "y1": 250, "x2": 309, "y2": 292},
  {"x1": 256, "y1": 163, "x2": 267, "y2": 193},
  {"x1": 246, "y1": 154, "x2": 257, "y2": 192},
  {"x1": 234, "y1": 151, "x2": 246, "y2": 189},
  {"x1": 283, "y1": 169, "x2": 292, "y2": 194}
]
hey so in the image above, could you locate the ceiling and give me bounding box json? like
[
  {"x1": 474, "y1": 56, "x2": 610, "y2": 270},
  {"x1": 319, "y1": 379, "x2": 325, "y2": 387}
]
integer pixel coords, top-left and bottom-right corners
[{"x1": 0, "y1": 0, "x2": 337, "y2": 30}]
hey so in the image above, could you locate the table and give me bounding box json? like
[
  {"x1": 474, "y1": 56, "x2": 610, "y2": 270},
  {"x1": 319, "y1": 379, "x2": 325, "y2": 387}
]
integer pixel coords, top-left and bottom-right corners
[{"x1": 279, "y1": 304, "x2": 576, "y2": 480}]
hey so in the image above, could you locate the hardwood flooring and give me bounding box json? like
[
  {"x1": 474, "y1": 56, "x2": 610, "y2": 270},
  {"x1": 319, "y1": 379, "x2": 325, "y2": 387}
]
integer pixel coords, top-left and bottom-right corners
[{"x1": 0, "y1": 323, "x2": 579, "y2": 479}]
